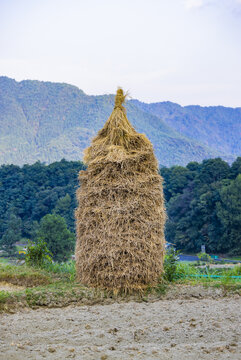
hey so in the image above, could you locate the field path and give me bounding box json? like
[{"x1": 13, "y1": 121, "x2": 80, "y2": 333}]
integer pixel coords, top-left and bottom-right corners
[{"x1": 0, "y1": 297, "x2": 240, "y2": 359}]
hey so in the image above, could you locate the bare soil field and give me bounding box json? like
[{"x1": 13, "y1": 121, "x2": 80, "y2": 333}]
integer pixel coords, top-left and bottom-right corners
[{"x1": 0, "y1": 293, "x2": 240, "y2": 360}]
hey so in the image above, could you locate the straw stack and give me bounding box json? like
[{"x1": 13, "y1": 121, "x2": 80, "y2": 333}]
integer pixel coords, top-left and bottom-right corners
[{"x1": 75, "y1": 88, "x2": 166, "y2": 293}]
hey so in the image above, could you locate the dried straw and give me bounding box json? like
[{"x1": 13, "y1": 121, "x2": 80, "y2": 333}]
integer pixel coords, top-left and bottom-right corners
[{"x1": 75, "y1": 88, "x2": 166, "y2": 293}]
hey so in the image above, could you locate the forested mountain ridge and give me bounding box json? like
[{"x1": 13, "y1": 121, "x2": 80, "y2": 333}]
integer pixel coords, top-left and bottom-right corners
[
  {"x1": 0, "y1": 76, "x2": 237, "y2": 167},
  {"x1": 130, "y1": 99, "x2": 241, "y2": 157}
]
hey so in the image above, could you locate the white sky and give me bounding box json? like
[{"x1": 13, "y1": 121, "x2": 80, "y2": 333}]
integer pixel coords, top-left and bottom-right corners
[{"x1": 1, "y1": 0, "x2": 241, "y2": 106}]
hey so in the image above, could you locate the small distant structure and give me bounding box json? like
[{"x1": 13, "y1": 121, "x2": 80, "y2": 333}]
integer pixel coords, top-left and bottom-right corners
[
  {"x1": 19, "y1": 250, "x2": 26, "y2": 255},
  {"x1": 165, "y1": 242, "x2": 176, "y2": 250}
]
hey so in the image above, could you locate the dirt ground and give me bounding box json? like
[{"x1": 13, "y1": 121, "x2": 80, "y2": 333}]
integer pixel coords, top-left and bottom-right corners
[
  {"x1": 0, "y1": 282, "x2": 25, "y2": 292},
  {"x1": 0, "y1": 294, "x2": 240, "y2": 360}
]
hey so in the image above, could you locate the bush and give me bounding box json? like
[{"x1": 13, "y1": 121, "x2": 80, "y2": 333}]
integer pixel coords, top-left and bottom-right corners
[
  {"x1": 25, "y1": 238, "x2": 53, "y2": 268},
  {"x1": 164, "y1": 248, "x2": 180, "y2": 282},
  {"x1": 197, "y1": 252, "x2": 212, "y2": 263}
]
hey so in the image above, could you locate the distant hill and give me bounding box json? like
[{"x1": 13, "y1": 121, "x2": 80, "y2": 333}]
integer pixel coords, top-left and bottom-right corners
[
  {"x1": 130, "y1": 99, "x2": 241, "y2": 158},
  {"x1": 0, "y1": 76, "x2": 239, "y2": 167}
]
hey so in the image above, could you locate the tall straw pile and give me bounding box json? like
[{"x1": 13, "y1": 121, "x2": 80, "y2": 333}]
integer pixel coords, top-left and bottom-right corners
[{"x1": 75, "y1": 88, "x2": 166, "y2": 293}]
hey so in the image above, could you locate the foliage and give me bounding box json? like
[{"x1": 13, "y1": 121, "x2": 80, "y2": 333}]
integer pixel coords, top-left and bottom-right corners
[
  {"x1": 43, "y1": 260, "x2": 76, "y2": 281},
  {"x1": 161, "y1": 157, "x2": 241, "y2": 255},
  {"x1": 36, "y1": 214, "x2": 75, "y2": 262},
  {"x1": 0, "y1": 291, "x2": 11, "y2": 304},
  {"x1": 174, "y1": 262, "x2": 199, "y2": 279},
  {"x1": 164, "y1": 248, "x2": 181, "y2": 282},
  {"x1": 25, "y1": 238, "x2": 53, "y2": 268},
  {"x1": 216, "y1": 174, "x2": 241, "y2": 254},
  {"x1": 0, "y1": 156, "x2": 240, "y2": 257},
  {"x1": 0, "y1": 214, "x2": 22, "y2": 254},
  {"x1": 53, "y1": 193, "x2": 72, "y2": 226},
  {"x1": 164, "y1": 261, "x2": 241, "y2": 284},
  {"x1": 197, "y1": 252, "x2": 212, "y2": 262},
  {"x1": 0, "y1": 159, "x2": 85, "y2": 240},
  {"x1": 232, "y1": 264, "x2": 241, "y2": 276},
  {"x1": 0, "y1": 263, "x2": 50, "y2": 287}
]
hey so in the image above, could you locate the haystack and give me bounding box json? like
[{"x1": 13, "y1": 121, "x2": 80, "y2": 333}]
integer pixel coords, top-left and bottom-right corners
[{"x1": 75, "y1": 88, "x2": 166, "y2": 292}]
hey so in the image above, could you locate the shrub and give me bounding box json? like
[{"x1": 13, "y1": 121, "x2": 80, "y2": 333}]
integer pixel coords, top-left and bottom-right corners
[
  {"x1": 197, "y1": 252, "x2": 212, "y2": 262},
  {"x1": 164, "y1": 248, "x2": 180, "y2": 282},
  {"x1": 25, "y1": 238, "x2": 53, "y2": 268}
]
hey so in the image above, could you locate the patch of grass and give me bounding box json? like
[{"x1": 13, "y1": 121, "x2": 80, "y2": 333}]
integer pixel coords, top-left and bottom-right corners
[
  {"x1": 44, "y1": 260, "x2": 76, "y2": 280},
  {"x1": 0, "y1": 290, "x2": 17, "y2": 312},
  {"x1": 175, "y1": 271, "x2": 241, "y2": 294},
  {"x1": 24, "y1": 281, "x2": 93, "y2": 307},
  {"x1": 175, "y1": 262, "x2": 199, "y2": 279},
  {"x1": 0, "y1": 263, "x2": 51, "y2": 287},
  {"x1": 154, "y1": 281, "x2": 168, "y2": 296},
  {"x1": 229, "y1": 256, "x2": 241, "y2": 261},
  {"x1": 0, "y1": 261, "x2": 104, "y2": 311},
  {"x1": 0, "y1": 281, "x2": 102, "y2": 311},
  {"x1": 167, "y1": 261, "x2": 241, "y2": 296},
  {"x1": 230, "y1": 264, "x2": 241, "y2": 276},
  {"x1": 0, "y1": 290, "x2": 11, "y2": 303},
  {"x1": 0, "y1": 257, "x2": 10, "y2": 265}
]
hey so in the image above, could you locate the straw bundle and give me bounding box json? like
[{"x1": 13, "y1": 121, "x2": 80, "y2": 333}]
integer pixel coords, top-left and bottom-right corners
[{"x1": 75, "y1": 88, "x2": 166, "y2": 293}]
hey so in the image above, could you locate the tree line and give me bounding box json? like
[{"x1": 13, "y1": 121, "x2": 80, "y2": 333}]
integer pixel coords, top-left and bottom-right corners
[
  {"x1": 162, "y1": 157, "x2": 241, "y2": 255},
  {"x1": 0, "y1": 157, "x2": 240, "y2": 258}
]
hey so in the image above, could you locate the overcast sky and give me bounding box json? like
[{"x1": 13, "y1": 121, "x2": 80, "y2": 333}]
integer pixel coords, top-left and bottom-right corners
[{"x1": 1, "y1": 0, "x2": 241, "y2": 106}]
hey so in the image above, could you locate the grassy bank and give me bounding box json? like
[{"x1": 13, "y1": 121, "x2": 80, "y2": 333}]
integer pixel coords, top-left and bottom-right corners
[
  {"x1": 0, "y1": 262, "x2": 101, "y2": 312},
  {"x1": 0, "y1": 261, "x2": 241, "y2": 313}
]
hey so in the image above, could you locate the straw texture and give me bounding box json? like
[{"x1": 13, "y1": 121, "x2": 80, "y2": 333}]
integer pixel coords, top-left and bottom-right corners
[{"x1": 75, "y1": 88, "x2": 166, "y2": 293}]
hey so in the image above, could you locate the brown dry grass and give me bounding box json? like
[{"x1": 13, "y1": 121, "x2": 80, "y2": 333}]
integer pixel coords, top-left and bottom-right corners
[{"x1": 75, "y1": 88, "x2": 166, "y2": 293}]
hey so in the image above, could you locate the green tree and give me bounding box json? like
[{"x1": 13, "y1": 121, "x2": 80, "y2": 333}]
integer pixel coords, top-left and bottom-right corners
[
  {"x1": 230, "y1": 157, "x2": 241, "y2": 179},
  {"x1": 0, "y1": 214, "x2": 22, "y2": 254},
  {"x1": 198, "y1": 158, "x2": 230, "y2": 184},
  {"x1": 0, "y1": 157, "x2": 240, "y2": 256},
  {"x1": 0, "y1": 159, "x2": 84, "y2": 239},
  {"x1": 216, "y1": 175, "x2": 241, "y2": 254},
  {"x1": 160, "y1": 165, "x2": 193, "y2": 202},
  {"x1": 53, "y1": 194, "x2": 73, "y2": 229},
  {"x1": 36, "y1": 214, "x2": 75, "y2": 262}
]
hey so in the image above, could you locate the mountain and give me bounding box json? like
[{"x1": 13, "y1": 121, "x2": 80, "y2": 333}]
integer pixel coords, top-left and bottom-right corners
[
  {"x1": 0, "y1": 76, "x2": 239, "y2": 167},
  {"x1": 130, "y1": 100, "x2": 241, "y2": 158}
]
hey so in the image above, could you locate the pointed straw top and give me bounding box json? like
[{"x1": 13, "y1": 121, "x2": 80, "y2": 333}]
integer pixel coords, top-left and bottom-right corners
[
  {"x1": 83, "y1": 87, "x2": 154, "y2": 165},
  {"x1": 114, "y1": 87, "x2": 126, "y2": 110}
]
